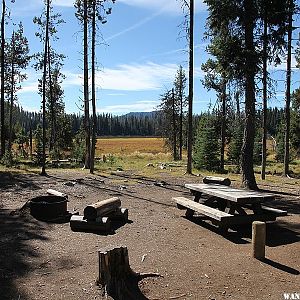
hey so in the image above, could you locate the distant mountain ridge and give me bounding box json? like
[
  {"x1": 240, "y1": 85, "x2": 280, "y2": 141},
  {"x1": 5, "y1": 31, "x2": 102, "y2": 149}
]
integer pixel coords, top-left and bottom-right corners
[{"x1": 122, "y1": 111, "x2": 159, "y2": 118}]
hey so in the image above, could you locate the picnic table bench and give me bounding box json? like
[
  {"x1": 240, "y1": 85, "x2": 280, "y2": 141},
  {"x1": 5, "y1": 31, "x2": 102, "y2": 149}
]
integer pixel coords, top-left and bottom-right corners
[{"x1": 174, "y1": 182, "x2": 287, "y2": 231}]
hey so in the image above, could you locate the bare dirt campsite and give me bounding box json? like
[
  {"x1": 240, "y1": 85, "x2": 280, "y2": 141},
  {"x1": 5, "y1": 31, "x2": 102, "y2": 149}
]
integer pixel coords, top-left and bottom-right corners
[{"x1": 1, "y1": 164, "x2": 299, "y2": 300}]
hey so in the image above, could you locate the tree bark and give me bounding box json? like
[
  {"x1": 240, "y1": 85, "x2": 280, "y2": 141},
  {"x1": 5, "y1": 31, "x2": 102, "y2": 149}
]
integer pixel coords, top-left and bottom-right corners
[
  {"x1": 240, "y1": 0, "x2": 258, "y2": 190},
  {"x1": 29, "y1": 120, "x2": 33, "y2": 159},
  {"x1": 41, "y1": 0, "x2": 51, "y2": 176},
  {"x1": 220, "y1": 81, "x2": 226, "y2": 171},
  {"x1": 187, "y1": 0, "x2": 194, "y2": 174},
  {"x1": 98, "y1": 246, "x2": 160, "y2": 300},
  {"x1": 0, "y1": 0, "x2": 6, "y2": 158},
  {"x1": 261, "y1": 15, "x2": 268, "y2": 180},
  {"x1": 283, "y1": 2, "x2": 292, "y2": 177},
  {"x1": 47, "y1": 41, "x2": 55, "y2": 152},
  {"x1": 83, "y1": 0, "x2": 91, "y2": 169},
  {"x1": 179, "y1": 79, "x2": 183, "y2": 160},
  {"x1": 171, "y1": 88, "x2": 177, "y2": 160},
  {"x1": 90, "y1": 0, "x2": 96, "y2": 174},
  {"x1": 8, "y1": 31, "x2": 15, "y2": 153}
]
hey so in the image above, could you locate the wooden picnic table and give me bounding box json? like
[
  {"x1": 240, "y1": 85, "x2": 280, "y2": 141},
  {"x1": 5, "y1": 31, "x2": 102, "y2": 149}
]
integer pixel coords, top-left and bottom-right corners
[{"x1": 174, "y1": 183, "x2": 287, "y2": 231}]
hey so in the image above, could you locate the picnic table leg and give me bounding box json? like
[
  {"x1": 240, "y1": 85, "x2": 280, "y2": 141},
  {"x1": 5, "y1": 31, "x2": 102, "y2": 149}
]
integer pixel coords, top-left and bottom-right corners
[
  {"x1": 185, "y1": 191, "x2": 202, "y2": 218},
  {"x1": 252, "y1": 203, "x2": 263, "y2": 214},
  {"x1": 191, "y1": 191, "x2": 201, "y2": 203},
  {"x1": 219, "y1": 224, "x2": 229, "y2": 234}
]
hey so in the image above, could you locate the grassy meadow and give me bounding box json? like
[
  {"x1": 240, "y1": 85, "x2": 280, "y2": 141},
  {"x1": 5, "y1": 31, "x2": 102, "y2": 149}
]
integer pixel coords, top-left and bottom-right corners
[
  {"x1": 95, "y1": 137, "x2": 167, "y2": 155},
  {"x1": 2, "y1": 137, "x2": 299, "y2": 182}
]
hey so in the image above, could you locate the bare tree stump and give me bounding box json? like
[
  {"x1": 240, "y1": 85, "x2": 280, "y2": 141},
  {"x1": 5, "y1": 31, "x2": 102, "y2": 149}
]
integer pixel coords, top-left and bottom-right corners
[{"x1": 98, "y1": 246, "x2": 160, "y2": 300}]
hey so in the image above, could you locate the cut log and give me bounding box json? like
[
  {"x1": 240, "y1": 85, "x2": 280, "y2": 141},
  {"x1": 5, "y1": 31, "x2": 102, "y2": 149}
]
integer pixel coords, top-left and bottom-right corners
[
  {"x1": 97, "y1": 246, "x2": 160, "y2": 300},
  {"x1": 84, "y1": 197, "x2": 121, "y2": 220},
  {"x1": 70, "y1": 215, "x2": 111, "y2": 232},
  {"x1": 47, "y1": 189, "x2": 68, "y2": 199},
  {"x1": 202, "y1": 176, "x2": 231, "y2": 186},
  {"x1": 107, "y1": 208, "x2": 128, "y2": 222}
]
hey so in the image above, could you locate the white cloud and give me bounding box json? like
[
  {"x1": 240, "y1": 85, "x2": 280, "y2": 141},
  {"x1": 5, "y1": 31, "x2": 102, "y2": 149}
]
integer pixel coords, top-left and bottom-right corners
[
  {"x1": 10, "y1": 0, "x2": 73, "y2": 17},
  {"x1": 17, "y1": 82, "x2": 39, "y2": 94},
  {"x1": 98, "y1": 62, "x2": 179, "y2": 90},
  {"x1": 99, "y1": 100, "x2": 159, "y2": 114},
  {"x1": 17, "y1": 61, "x2": 204, "y2": 97},
  {"x1": 62, "y1": 62, "x2": 192, "y2": 91},
  {"x1": 118, "y1": 0, "x2": 206, "y2": 15},
  {"x1": 52, "y1": 0, "x2": 74, "y2": 7},
  {"x1": 107, "y1": 93, "x2": 127, "y2": 96}
]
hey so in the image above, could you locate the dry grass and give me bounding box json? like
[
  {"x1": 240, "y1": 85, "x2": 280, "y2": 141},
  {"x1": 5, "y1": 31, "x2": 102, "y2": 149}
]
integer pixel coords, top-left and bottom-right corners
[{"x1": 95, "y1": 137, "x2": 167, "y2": 155}]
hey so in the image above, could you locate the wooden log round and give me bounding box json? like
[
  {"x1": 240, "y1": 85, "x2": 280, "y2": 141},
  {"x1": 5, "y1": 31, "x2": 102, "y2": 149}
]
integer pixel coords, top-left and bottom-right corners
[
  {"x1": 70, "y1": 215, "x2": 111, "y2": 232},
  {"x1": 202, "y1": 176, "x2": 231, "y2": 186},
  {"x1": 108, "y1": 207, "x2": 129, "y2": 222},
  {"x1": 47, "y1": 189, "x2": 68, "y2": 199},
  {"x1": 252, "y1": 221, "x2": 266, "y2": 260},
  {"x1": 84, "y1": 197, "x2": 121, "y2": 220}
]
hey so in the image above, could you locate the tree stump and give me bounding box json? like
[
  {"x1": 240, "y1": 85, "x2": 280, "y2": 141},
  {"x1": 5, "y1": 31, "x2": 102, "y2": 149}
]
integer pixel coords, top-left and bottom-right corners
[{"x1": 98, "y1": 246, "x2": 160, "y2": 300}]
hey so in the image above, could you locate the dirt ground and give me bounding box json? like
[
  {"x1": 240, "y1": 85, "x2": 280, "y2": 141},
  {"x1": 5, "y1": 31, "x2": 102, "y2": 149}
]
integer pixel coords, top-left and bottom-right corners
[{"x1": 0, "y1": 169, "x2": 299, "y2": 300}]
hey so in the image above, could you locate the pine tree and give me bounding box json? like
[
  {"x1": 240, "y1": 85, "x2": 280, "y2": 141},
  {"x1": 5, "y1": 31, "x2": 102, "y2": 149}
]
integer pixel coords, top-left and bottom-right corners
[
  {"x1": 291, "y1": 88, "x2": 300, "y2": 156},
  {"x1": 201, "y1": 58, "x2": 228, "y2": 170},
  {"x1": 0, "y1": 0, "x2": 7, "y2": 158},
  {"x1": 228, "y1": 119, "x2": 244, "y2": 166},
  {"x1": 275, "y1": 121, "x2": 285, "y2": 163},
  {"x1": 174, "y1": 65, "x2": 187, "y2": 160},
  {"x1": 34, "y1": 125, "x2": 44, "y2": 166},
  {"x1": 157, "y1": 89, "x2": 179, "y2": 160},
  {"x1": 6, "y1": 23, "x2": 30, "y2": 154},
  {"x1": 193, "y1": 115, "x2": 220, "y2": 171},
  {"x1": 33, "y1": 0, "x2": 65, "y2": 172},
  {"x1": 253, "y1": 130, "x2": 262, "y2": 165}
]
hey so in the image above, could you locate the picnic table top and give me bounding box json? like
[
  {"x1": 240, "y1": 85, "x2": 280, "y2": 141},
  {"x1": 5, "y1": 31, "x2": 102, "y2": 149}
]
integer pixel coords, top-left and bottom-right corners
[{"x1": 185, "y1": 183, "x2": 275, "y2": 204}]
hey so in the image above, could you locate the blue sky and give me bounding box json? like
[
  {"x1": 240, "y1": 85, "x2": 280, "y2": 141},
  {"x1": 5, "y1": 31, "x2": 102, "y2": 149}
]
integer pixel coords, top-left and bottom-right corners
[{"x1": 7, "y1": 0, "x2": 300, "y2": 115}]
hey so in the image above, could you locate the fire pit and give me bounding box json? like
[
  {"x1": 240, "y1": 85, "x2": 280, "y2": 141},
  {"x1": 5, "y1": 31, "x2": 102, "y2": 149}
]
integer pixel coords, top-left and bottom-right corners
[{"x1": 30, "y1": 195, "x2": 68, "y2": 221}]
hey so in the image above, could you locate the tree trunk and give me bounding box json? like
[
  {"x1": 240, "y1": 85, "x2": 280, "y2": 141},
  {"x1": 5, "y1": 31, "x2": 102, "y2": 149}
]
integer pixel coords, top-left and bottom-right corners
[
  {"x1": 220, "y1": 81, "x2": 226, "y2": 171},
  {"x1": 48, "y1": 42, "x2": 55, "y2": 152},
  {"x1": 235, "y1": 91, "x2": 240, "y2": 118},
  {"x1": 83, "y1": 0, "x2": 91, "y2": 169},
  {"x1": 41, "y1": 0, "x2": 51, "y2": 176},
  {"x1": 283, "y1": 3, "x2": 292, "y2": 177},
  {"x1": 179, "y1": 82, "x2": 183, "y2": 160},
  {"x1": 0, "y1": 0, "x2": 5, "y2": 158},
  {"x1": 90, "y1": 0, "x2": 96, "y2": 174},
  {"x1": 171, "y1": 88, "x2": 177, "y2": 160},
  {"x1": 187, "y1": 0, "x2": 194, "y2": 174},
  {"x1": 240, "y1": 0, "x2": 258, "y2": 190},
  {"x1": 29, "y1": 120, "x2": 33, "y2": 159},
  {"x1": 261, "y1": 15, "x2": 268, "y2": 180},
  {"x1": 8, "y1": 31, "x2": 15, "y2": 153}
]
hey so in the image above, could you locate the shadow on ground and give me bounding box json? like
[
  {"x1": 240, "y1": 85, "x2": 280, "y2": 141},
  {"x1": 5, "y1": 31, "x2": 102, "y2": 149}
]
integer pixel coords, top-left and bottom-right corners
[
  {"x1": 46, "y1": 174, "x2": 175, "y2": 208},
  {"x1": 0, "y1": 171, "x2": 43, "y2": 193},
  {"x1": 260, "y1": 258, "x2": 299, "y2": 275},
  {"x1": 70, "y1": 219, "x2": 134, "y2": 236},
  {"x1": 0, "y1": 209, "x2": 49, "y2": 300},
  {"x1": 185, "y1": 216, "x2": 300, "y2": 247}
]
